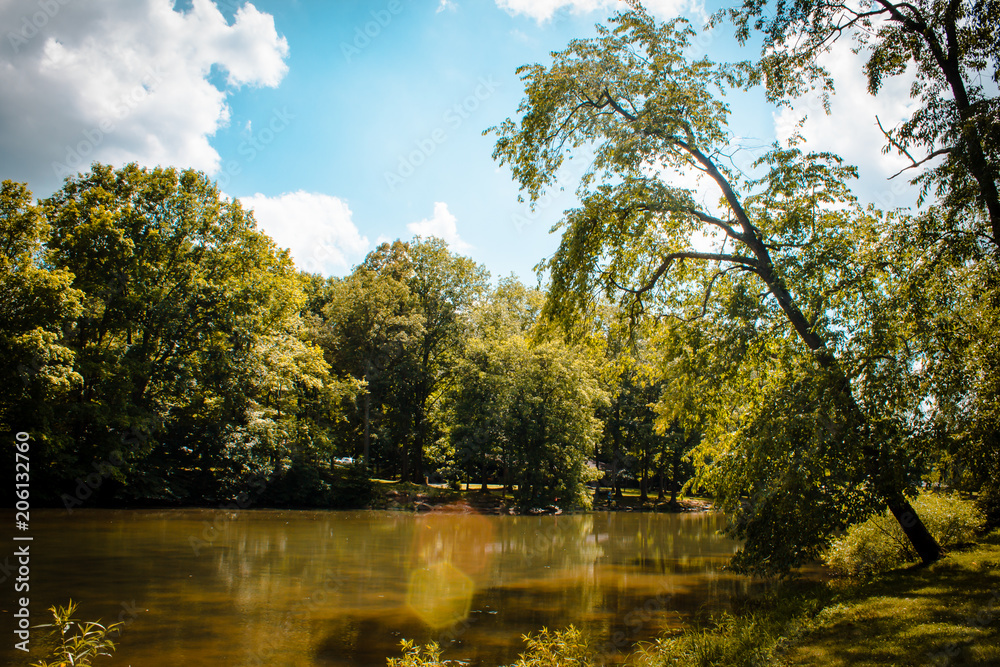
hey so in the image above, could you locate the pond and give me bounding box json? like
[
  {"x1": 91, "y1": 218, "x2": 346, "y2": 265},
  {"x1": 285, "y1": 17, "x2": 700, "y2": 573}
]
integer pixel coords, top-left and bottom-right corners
[{"x1": 5, "y1": 509, "x2": 761, "y2": 666}]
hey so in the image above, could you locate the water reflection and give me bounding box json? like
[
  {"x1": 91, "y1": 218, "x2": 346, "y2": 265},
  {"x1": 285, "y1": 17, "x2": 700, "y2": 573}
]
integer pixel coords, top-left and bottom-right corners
[{"x1": 5, "y1": 509, "x2": 756, "y2": 667}]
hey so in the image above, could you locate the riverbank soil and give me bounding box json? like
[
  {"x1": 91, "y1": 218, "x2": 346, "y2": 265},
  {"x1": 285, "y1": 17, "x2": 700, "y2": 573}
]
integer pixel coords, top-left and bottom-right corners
[{"x1": 776, "y1": 530, "x2": 1000, "y2": 666}]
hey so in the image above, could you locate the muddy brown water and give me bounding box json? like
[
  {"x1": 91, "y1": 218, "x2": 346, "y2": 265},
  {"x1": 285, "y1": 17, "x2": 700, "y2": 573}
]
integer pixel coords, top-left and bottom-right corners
[{"x1": 3, "y1": 509, "x2": 764, "y2": 666}]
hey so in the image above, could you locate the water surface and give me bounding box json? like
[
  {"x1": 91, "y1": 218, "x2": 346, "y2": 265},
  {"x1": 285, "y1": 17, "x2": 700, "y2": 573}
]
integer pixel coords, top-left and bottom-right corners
[{"x1": 4, "y1": 509, "x2": 758, "y2": 666}]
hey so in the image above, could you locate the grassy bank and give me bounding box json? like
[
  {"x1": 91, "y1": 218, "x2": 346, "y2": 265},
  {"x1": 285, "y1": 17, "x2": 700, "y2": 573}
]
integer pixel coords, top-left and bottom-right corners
[
  {"x1": 385, "y1": 529, "x2": 999, "y2": 667},
  {"x1": 636, "y1": 529, "x2": 1000, "y2": 667}
]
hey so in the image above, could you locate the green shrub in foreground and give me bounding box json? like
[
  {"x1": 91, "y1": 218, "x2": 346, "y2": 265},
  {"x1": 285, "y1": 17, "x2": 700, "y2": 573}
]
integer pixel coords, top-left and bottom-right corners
[
  {"x1": 387, "y1": 627, "x2": 594, "y2": 667},
  {"x1": 32, "y1": 600, "x2": 122, "y2": 667},
  {"x1": 824, "y1": 492, "x2": 985, "y2": 576},
  {"x1": 638, "y1": 613, "x2": 778, "y2": 667}
]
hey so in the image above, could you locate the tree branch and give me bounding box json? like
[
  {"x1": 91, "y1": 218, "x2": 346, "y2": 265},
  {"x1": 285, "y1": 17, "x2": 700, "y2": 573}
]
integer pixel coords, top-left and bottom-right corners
[{"x1": 613, "y1": 250, "x2": 759, "y2": 296}]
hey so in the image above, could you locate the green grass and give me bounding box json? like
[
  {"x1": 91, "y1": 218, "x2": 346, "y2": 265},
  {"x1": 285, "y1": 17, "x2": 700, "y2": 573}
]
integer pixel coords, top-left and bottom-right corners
[
  {"x1": 635, "y1": 530, "x2": 1000, "y2": 667},
  {"x1": 779, "y1": 530, "x2": 1000, "y2": 666}
]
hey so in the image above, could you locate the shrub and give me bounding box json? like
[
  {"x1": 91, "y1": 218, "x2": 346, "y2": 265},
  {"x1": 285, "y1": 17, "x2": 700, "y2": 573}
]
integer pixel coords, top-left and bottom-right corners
[
  {"x1": 387, "y1": 627, "x2": 594, "y2": 667},
  {"x1": 824, "y1": 492, "x2": 985, "y2": 576},
  {"x1": 513, "y1": 626, "x2": 594, "y2": 667},
  {"x1": 330, "y1": 461, "x2": 375, "y2": 508},
  {"x1": 387, "y1": 640, "x2": 451, "y2": 667},
  {"x1": 32, "y1": 600, "x2": 122, "y2": 667},
  {"x1": 977, "y1": 483, "x2": 1000, "y2": 530},
  {"x1": 640, "y1": 613, "x2": 778, "y2": 667}
]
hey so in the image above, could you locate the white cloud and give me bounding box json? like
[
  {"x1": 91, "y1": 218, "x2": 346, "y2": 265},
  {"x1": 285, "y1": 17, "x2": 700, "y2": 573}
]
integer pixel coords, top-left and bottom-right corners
[
  {"x1": 407, "y1": 202, "x2": 473, "y2": 252},
  {"x1": 495, "y1": 0, "x2": 702, "y2": 23},
  {"x1": 0, "y1": 0, "x2": 289, "y2": 195},
  {"x1": 242, "y1": 191, "x2": 370, "y2": 275},
  {"x1": 772, "y1": 38, "x2": 922, "y2": 210},
  {"x1": 436, "y1": 0, "x2": 457, "y2": 13}
]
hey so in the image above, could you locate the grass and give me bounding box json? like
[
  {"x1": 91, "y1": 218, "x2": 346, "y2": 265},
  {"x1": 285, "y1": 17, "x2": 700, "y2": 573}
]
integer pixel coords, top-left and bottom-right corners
[
  {"x1": 778, "y1": 530, "x2": 1000, "y2": 666},
  {"x1": 635, "y1": 530, "x2": 1000, "y2": 667}
]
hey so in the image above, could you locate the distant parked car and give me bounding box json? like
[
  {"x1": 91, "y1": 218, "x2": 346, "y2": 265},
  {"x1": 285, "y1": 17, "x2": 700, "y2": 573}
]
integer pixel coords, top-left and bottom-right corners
[{"x1": 334, "y1": 457, "x2": 355, "y2": 466}]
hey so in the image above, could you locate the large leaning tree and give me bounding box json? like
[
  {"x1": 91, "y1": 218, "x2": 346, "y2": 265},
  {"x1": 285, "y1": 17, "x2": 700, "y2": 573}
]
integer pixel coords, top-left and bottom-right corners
[
  {"x1": 489, "y1": 6, "x2": 942, "y2": 572},
  {"x1": 719, "y1": 0, "x2": 1000, "y2": 522}
]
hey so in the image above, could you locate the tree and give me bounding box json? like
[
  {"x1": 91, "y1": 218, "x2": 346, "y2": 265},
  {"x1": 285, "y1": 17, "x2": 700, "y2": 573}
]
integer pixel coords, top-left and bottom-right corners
[
  {"x1": 718, "y1": 0, "x2": 1000, "y2": 250},
  {"x1": 0, "y1": 181, "x2": 82, "y2": 483},
  {"x1": 316, "y1": 242, "x2": 422, "y2": 467},
  {"x1": 40, "y1": 164, "x2": 347, "y2": 502},
  {"x1": 399, "y1": 238, "x2": 488, "y2": 483},
  {"x1": 447, "y1": 278, "x2": 604, "y2": 509},
  {"x1": 449, "y1": 277, "x2": 543, "y2": 491},
  {"x1": 507, "y1": 338, "x2": 605, "y2": 510},
  {"x1": 490, "y1": 7, "x2": 941, "y2": 571},
  {"x1": 717, "y1": 0, "x2": 1000, "y2": 523}
]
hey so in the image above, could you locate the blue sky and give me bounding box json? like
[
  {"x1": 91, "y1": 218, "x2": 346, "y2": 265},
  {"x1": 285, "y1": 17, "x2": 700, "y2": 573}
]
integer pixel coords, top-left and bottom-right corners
[{"x1": 0, "y1": 0, "x2": 921, "y2": 281}]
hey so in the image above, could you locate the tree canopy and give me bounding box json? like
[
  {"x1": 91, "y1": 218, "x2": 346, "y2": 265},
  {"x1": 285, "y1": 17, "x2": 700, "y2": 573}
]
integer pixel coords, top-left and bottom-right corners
[{"x1": 489, "y1": 6, "x2": 956, "y2": 572}]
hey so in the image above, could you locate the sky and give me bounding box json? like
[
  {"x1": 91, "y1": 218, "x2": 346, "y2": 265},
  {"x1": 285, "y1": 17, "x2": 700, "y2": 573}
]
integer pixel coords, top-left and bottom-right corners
[{"x1": 0, "y1": 0, "x2": 922, "y2": 282}]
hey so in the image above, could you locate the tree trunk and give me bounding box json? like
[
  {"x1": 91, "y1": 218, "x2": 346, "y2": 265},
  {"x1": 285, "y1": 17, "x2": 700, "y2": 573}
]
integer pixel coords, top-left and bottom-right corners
[
  {"x1": 670, "y1": 443, "x2": 682, "y2": 505},
  {"x1": 611, "y1": 408, "x2": 623, "y2": 500},
  {"x1": 639, "y1": 444, "x2": 648, "y2": 503},
  {"x1": 738, "y1": 199, "x2": 943, "y2": 564},
  {"x1": 411, "y1": 404, "x2": 425, "y2": 484},
  {"x1": 886, "y1": 492, "x2": 943, "y2": 564},
  {"x1": 363, "y1": 389, "x2": 371, "y2": 463}
]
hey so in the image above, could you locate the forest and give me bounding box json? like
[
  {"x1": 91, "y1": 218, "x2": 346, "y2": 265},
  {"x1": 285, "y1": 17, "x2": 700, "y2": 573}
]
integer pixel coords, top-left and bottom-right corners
[
  {"x1": 2, "y1": 0, "x2": 998, "y2": 581},
  {"x1": 0, "y1": 166, "x2": 685, "y2": 512}
]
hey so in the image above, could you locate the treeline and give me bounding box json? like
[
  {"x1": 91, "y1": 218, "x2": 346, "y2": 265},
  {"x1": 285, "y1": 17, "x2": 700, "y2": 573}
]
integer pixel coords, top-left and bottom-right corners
[{"x1": 1, "y1": 164, "x2": 686, "y2": 510}]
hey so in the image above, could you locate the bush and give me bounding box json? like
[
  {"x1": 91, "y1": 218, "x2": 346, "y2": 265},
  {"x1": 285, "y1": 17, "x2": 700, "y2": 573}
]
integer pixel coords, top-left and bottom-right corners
[
  {"x1": 824, "y1": 492, "x2": 985, "y2": 576},
  {"x1": 387, "y1": 640, "x2": 451, "y2": 667},
  {"x1": 977, "y1": 483, "x2": 1000, "y2": 530},
  {"x1": 330, "y1": 461, "x2": 375, "y2": 508},
  {"x1": 512, "y1": 627, "x2": 594, "y2": 667},
  {"x1": 640, "y1": 613, "x2": 778, "y2": 667},
  {"x1": 259, "y1": 458, "x2": 374, "y2": 509},
  {"x1": 387, "y1": 627, "x2": 594, "y2": 667},
  {"x1": 32, "y1": 600, "x2": 122, "y2": 667}
]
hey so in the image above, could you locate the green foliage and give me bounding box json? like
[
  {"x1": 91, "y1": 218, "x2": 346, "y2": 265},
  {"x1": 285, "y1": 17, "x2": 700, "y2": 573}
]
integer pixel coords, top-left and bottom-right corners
[
  {"x1": 260, "y1": 459, "x2": 373, "y2": 509},
  {"x1": 642, "y1": 613, "x2": 778, "y2": 667},
  {"x1": 445, "y1": 279, "x2": 605, "y2": 508},
  {"x1": 0, "y1": 165, "x2": 360, "y2": 505},
  {"x1": 331, "y1": 461, "x2": 376, "y2": 508},
  {"x1": 716, "y1": 0, "x2": 1000, "y2": 521},
  {"x1": 31, "y1": 600, "x2": 122, "y2": 667},
  {"x1": 491, "y1": 4, "x2": 942, "y2": 572},
  {"x1": 387, "y1": 640, "x2": 450, "y2": 667},
  {"x1": 314, "y1": 238, "x2": 488, "y2": 482},
  {"x1": 716, "y1": 0, "x2": 1000, "y2": 246},
  {"x1": 825, "y1": 493, "x2": 986, "y2": 576},
  {"x1": 387, "y1": 627, "x2": 594, "y2": 667},
  {"x1": 513, "y1": 627, "x2": 595, "y2": 667},
  {"x1": 0, "y1": 180, "x2": 83, "y2": 453},
  {"x1": 507, "y1": 339, "x2": 605, "y2": 510},
  {"x1": 978, "y1": 483, "x2": 1000, "y2": 530}
]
